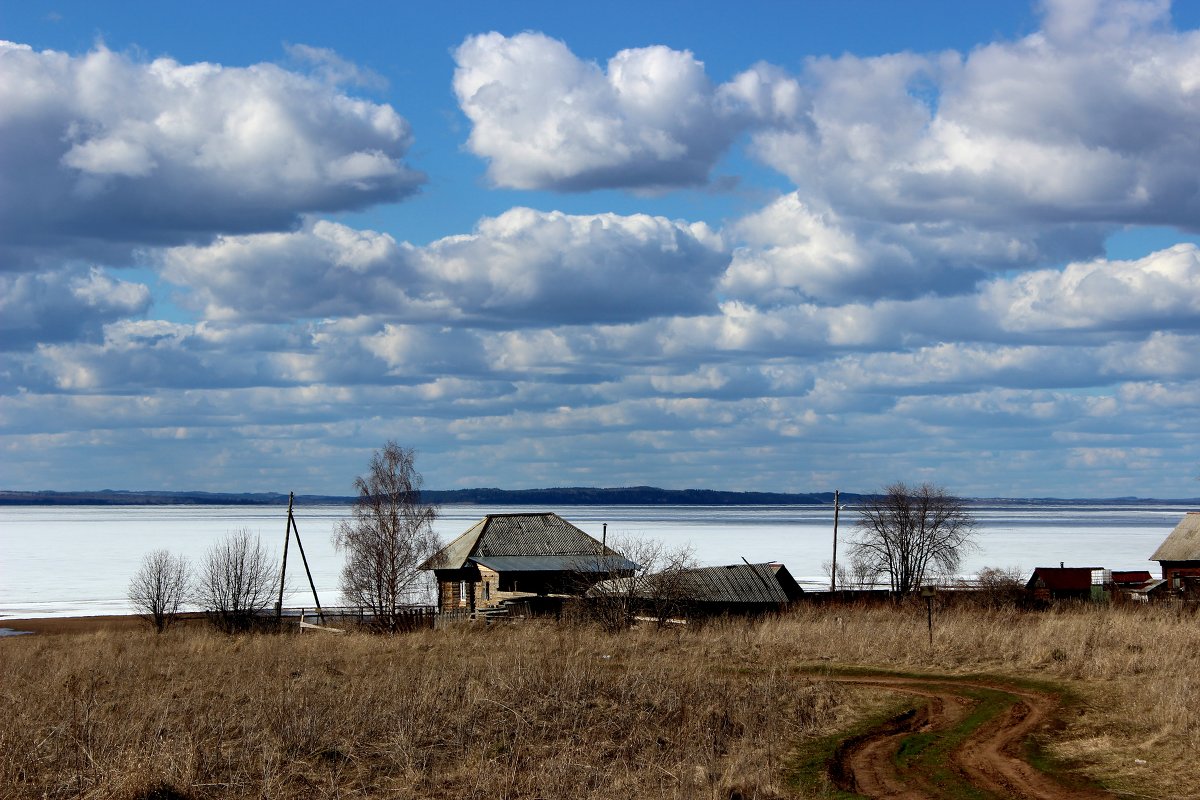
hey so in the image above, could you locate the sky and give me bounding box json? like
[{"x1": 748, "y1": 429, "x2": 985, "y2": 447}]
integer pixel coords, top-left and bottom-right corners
[{"x1": 2, "y1": 0, "x2": 1200, "y2": 498}]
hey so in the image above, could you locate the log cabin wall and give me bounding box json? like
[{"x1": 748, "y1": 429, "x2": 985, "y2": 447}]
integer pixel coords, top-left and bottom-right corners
[
  {"x1": 1161, "y1": 562, "x2": 1200, "y2": 586},
  {"x1": 434, "y1": 567, "x2": 481, "y2": 613},
  {"x1": 474, "y1": 567, "x2": 501, "y2": 610}
]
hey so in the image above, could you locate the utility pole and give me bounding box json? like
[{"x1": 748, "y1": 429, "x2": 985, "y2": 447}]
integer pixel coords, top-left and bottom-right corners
[
  {"x1": 276, "y1": 493, "x2": 293, "y2": 621},
  {"x1": 287, "y1": 495, "x2": 325, "y2": 623},
  {"x1": 830, "y1": 489, "x2": 840, "y2": 593},
  {"x1": 276, "y1": 492, "x2": 325, "y2": 624},
  {"x1": 922, "y1": 585, "x2": 936, "y2": 648}
]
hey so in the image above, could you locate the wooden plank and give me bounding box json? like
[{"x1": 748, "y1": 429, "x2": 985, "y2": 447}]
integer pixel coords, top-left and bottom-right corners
[{"x1": 299, "y1": 620, "x2": 344, "y2": 634}]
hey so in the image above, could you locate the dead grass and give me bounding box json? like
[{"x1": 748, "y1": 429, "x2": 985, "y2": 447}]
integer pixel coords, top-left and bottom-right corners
[
  {"x1": 0, "y1": 619, "x2": 853, "y2": 799},
  {"x1": 1, "y1": 603, "x2": 1196, "y2": 799},
  {"x1": 751, "y1": 601, "x2": 1200, "y2": 797}
]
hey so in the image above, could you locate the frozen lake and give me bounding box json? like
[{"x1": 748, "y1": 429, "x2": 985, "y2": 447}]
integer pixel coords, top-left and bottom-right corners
[{"x1": 0, "y1": 502, "x2": 1188, "y2": 618}]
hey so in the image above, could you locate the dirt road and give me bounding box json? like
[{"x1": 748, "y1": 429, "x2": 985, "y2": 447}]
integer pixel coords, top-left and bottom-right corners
[{"x1": 819, "y1": 674, "x2": 1112, "y2": 800}]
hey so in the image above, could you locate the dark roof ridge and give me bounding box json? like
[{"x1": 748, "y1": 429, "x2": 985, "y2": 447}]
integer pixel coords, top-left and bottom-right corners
[{"x1": 481, "y1": 511, "x2": 558, "y2": 518}]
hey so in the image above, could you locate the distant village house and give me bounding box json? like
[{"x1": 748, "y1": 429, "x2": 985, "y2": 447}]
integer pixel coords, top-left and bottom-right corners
[
  {"x1": 420, "y1": 512, "x2": 637, "y2": 614},
  {"x1": 1151, "y1": 512, "x2": 1200, "y2": 593},
  {"x1": 1025, "y1": 567, "x2": 1104, "y2": 601}
]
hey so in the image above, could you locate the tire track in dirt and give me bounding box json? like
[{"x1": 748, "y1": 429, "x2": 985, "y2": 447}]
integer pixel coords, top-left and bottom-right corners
[{"x1": 820, "y1": 674, "x2": 1112, "y2": 800}]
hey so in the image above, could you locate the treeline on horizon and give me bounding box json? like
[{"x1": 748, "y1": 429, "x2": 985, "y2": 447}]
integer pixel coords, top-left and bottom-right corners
[
  {"x1": 0, "y1": 487, "x2": 1196, "y2": 506},
  {"x1": 0, "y1": 486, "x2": 835, "y2": 506}
]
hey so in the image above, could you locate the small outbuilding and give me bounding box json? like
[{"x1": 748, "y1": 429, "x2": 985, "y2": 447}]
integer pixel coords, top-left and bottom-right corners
[
  {"x1": 588, "y1": 562, "x2": 803, "y2": 618},
  {"x1": 1150, "y1": 512, "x2": 1200, "y2": 589},
  {"x1": 1111, "y1": 570, "x2": 1153, "y2": 589},
  {"x1": 1026, "y1": 567, "x2": 1105, "y2": 601},
  {"x1": 421, "y1": 512, "x2": 637, "y2": 614}
]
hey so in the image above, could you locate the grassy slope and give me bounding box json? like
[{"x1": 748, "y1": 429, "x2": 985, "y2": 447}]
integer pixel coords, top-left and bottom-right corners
[{"x1": 2, "y1": 604, "x2": 1197, "y2": 799}]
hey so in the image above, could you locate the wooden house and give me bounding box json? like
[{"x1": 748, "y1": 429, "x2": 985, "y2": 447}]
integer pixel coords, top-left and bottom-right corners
[
  {"x1": 587, "y1": 562, "x2": 803, "y2": 617},
  {"x1": 420, "y1": 512, "x2": 637, "y2": 614},
  {"x1": 1025, "y1": 567, "x2": 1104, "y2": 601},
  {"x1": 1151, "y1": 512, "x2": 1200, "y2": 589}
]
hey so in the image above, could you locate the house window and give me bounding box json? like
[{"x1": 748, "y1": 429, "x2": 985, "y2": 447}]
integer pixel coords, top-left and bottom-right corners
[
  {"x1": 459, "y1": 580, "x2": 468, "y2": 602},
  {"x1": 483, "y1": 581, "x2": 491, "y2": 601}
]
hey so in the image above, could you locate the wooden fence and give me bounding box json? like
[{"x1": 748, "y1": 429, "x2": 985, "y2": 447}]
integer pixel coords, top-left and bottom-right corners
[{"x1": 281, "y1": 605, "x2": 438, "y2": 632}]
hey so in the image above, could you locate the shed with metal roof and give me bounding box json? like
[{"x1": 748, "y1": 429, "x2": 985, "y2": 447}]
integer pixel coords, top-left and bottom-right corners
[{"x1": 587, "y1": 562, "x2": 803, "y2": 617}]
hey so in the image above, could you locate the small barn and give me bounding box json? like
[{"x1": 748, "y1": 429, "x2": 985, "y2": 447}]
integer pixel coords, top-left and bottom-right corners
[
  {"x1": 1026, "y1": 567, "x2": 1105, "y2": 601},
  {"x1": 1150, "y1": 512, "x2": 1200, "y2": 589},
  {"x1": 588, "y1": 562, "x2": 803, "y2": 618},
  {"x1": 1111, "y1": 570, "x2": 1153, "y2": 589},
  {"x1": 421, "y1": 512, "x2": 637, "y2": 614}
]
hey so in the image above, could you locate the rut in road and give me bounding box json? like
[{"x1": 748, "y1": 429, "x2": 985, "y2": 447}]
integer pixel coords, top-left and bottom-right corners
[{"x1": 819, "y1": 674, "x2": 1112, "y2": 800}]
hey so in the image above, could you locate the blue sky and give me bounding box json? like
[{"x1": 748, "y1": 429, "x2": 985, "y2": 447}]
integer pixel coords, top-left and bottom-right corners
[{"x1": 2, "y1": 0, "x2": 1200, "y2": 497}]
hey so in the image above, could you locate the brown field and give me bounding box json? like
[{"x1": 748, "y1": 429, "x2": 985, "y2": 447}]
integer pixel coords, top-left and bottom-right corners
[
  {"x1": 1, "y1": 603, "x2": 1197, "y2": 799},
  {"x1": 2, "y1": 613, "x2": 208, "y2": 636}
]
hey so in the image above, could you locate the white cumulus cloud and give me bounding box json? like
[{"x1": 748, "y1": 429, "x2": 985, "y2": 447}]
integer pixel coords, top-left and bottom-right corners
[
  {"x1": 744, "y1": 0, "x2": 1200, "y2": 228},
  {"x1": 0, "y1": 40, "x2": 423, "y2": 267},
  {"x1": 156, "y1": 210, "x2": 728, "y2": 326},
  {"x1": 453, "y1": 32, "x2": 741, "y2": 191},
  {"x1": 0, "y1": 268, "x2": 150, "y2": 350}
]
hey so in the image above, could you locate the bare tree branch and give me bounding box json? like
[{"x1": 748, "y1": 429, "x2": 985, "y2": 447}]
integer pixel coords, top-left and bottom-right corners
[
  {"x1": 849, "y1": 482, "x2": 976, "y2": 595},
  {"x1": 195, "y1": 529, "x2": 279, "y2": 633},
  {"x1": 127, "y1": 549, "x2": 190, "y2": 633},
  {"x1": 333, "y1": 441, "x2": 441, "y2": 632},
  {"x1": 581, "y1": 536, "x2": 696, "y2": 630}
]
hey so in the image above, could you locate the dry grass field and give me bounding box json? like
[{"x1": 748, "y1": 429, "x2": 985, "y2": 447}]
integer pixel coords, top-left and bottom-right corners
[{"x1": 1, "y1": 603, "x2": 1197, "y2": 799}]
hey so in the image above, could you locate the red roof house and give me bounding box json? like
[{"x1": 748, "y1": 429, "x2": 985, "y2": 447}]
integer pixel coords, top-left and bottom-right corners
[
  {"x1": 1026, "y1": 567, "x2": 1101, "y2": 600},
  {"x1": 1111, "y1": 570, "x2": 1153, "y2": 588}
]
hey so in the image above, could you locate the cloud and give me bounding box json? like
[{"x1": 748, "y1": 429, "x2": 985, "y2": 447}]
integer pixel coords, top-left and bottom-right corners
[
  {"x1": 983, "y1": 243, "x2": 1200, "y2": 333},
  {"x1": 453, "y1": 32, "x2": 741, "y2": 191},
  {"x1": 283, "y1": 43, "x2": 388, "y2": 91},
  {"x1": 418, "y1": 208, "x2": 727, "y2": 324},
  {"x1": 448, "y1": 2, "x2": 1200, "y2": 313},
  {"x1": 9, "y1": 3, "x2": 1200, "y2": 498},
  {"x1": 744, "y1": 0, "x2": 1200, "y2": 229},
  {"x1": 452, "y1": 3, "x2": 1200, "y2": 256},
  {"x1": 0, "y1": 267, "x2": 150, "y2": 350},
  {"x1": 0, "y1": 40, "x2": 423, "y2": 267},
  {"x1": 157, "y1": 210, "x2": 727, "y2": 326},
  {"x1": 158, "y1": 220, "x2": 430, "y2": 323},
  {"x1": 720, "y1": 193, "x2": 1105, "y2": 303}
]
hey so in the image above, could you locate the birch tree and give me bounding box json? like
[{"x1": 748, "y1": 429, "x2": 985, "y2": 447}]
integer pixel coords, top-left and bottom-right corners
[{"x1": 334, "y1": 441, "x2": 440, "y2": 631}]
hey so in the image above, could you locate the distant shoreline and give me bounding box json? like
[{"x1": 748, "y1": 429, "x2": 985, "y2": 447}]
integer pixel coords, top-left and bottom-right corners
[{"x1": 2, "y1": 487, "x2": 1198, "y2": 506}]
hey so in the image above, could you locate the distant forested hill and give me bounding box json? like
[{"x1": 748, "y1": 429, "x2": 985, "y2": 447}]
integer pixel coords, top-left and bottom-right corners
[
  {"x1": 0, "y1": 490, "x2": 351, "y2": 506},
  {"x1": 2, "y1": 488, "x2": 1194, "y2": 506},
  {"x1": 0, "y1": 487, "x2": 835, "y2": 506},
  {"x1": 421, "y1": 486, "x2": 834, "y2": 505}
]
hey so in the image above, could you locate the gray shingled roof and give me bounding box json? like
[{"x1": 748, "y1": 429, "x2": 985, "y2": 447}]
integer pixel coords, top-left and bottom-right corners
[
  {"x1": 589, "y1": 563, "x2": 794, "y2": 605},
  {"x1": 1151, "y1": 513, "x2": 1200, "y2": 562},
  {"x1": 471, "y1": 554, "x2": 639, "y2": 573},
  {"x1": 422, "y1": 513, "x2": 633, "y2": 571}
]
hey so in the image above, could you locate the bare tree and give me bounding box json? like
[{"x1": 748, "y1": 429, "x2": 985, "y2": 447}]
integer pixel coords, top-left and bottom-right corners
[
  {"x1": 196, "y1": 529, "x2": 280, "y2": 633},
  {"x1": 970, "y1": 566, "x2": 1030, "y2": 610},
  {"x1": 582, "y1": 536, "x2": 697, "y2": 630},
  {"x1": 127, "y1": 549, "x2": 190, "y2": 633},
  {"x1": 849, "y1": 482, "x2": 976, "y2": 595},
  {"x1": 334, "y1": 441, "x2": 440, "y2": 632}
]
